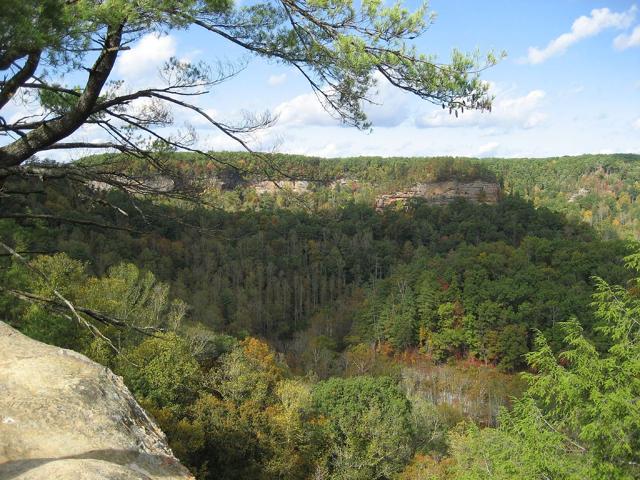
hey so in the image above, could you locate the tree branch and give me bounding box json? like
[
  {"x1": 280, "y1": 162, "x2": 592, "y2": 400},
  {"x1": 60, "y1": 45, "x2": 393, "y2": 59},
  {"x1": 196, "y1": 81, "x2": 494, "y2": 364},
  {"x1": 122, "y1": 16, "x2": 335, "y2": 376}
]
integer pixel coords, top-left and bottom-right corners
[
  {"x1": 0, "y1": 241, "x2": 161, "y2": 340},
  {"x1": 0, "y1": 24, "x2": 124, "y2": 168},
  {"x1": 0, "y1": 213, "x2": 143, "y2": 233},
  {"x1": 0, "y1": 52, "x2": 42, "y2": 110}
]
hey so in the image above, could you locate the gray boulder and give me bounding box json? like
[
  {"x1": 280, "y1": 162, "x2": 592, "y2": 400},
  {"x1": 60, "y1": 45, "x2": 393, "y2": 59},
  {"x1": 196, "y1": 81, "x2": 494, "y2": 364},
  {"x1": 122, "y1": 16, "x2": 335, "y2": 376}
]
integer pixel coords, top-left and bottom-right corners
[{"x1": 0, "y1": 322, "x2": 194, "y2": 480}]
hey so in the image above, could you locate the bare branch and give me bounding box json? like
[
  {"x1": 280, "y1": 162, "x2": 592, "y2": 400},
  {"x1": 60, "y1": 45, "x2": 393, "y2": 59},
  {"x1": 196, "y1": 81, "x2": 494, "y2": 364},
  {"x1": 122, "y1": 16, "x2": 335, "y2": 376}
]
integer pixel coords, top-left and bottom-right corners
[
  {"x1": 0, "y1": 241, "x2": 162, "y2": 340},
  {"x1": 0, "y1": 213, "x2": 143, "y2": 233}
]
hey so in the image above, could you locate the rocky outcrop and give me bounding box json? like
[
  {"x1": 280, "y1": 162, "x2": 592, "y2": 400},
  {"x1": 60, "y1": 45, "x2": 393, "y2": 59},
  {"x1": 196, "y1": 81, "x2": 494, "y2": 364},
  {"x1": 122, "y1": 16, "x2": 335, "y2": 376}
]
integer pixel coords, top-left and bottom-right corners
[
  {"x1": 253, "y1": 180, "x2": 310, "y2": 194},
  {"x1": 375, "y1": 180, "x2": 501, "y2": 210},
  {"x1": 88, "y1": 175, "x2": 176, "y2": 194},
  {"x1": 568, "y1": 187, "x2": 589, "y2": 203},
  {"x1": 0, "y1": 322, "x2": 194, "y2": 480},
  {"x1": 211, "y1": 168, "x2": 247, "y2": 191}
]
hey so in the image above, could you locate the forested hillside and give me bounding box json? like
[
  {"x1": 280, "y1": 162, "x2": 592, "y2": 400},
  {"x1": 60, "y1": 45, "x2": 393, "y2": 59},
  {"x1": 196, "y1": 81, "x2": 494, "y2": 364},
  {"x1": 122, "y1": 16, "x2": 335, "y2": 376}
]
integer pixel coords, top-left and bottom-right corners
[
  {"x1": 492, "y1": 154, "x2": 640, "y2": 240},
  {"x1": 3, "y1": 0, "x2": 639, "y2": 477},
  {"x1": 2, "y1": 153, "x2": 639, "y2": 479},
  {"x1": 84, "y1": 151, "x2": 640, "y2": 238}
]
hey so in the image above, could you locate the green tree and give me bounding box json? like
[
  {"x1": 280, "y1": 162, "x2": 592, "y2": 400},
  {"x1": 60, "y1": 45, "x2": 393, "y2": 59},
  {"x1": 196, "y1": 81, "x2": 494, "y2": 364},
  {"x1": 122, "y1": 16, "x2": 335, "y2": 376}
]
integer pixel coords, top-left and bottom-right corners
[
  {"x1": 428, "y1": 302, "x2": 468, "y2": 361},
  {"x1": 82, "y1": 263, "x2": 186, "y2": 331},
  {"x1": 450, "y1": 251, "x2": 640, "y2": 479},
  {"x1": 449, "y1": 400, "x2": 592, "y2": 480},
  {"x1": 117, "y1": 333, "x2": 203, "y2": 408},
  {"x1": 491, "y1": 323, "x2": 528, "y2": 371},
  {"x1": 210, "y1": 337, "x2": 285, "y2": 406},
  {"x1": 186, "y1": 338, "x2": 318, "y2": 479},
  {"x1": 312, "y1": 375, "x2": 414, "y2": 479},
  {"x1": 16, "y1": 253, "x2": 90, "y2": 348},
  {"x1": 383, "y1": 282, "x2": 417, "y2": 350}
]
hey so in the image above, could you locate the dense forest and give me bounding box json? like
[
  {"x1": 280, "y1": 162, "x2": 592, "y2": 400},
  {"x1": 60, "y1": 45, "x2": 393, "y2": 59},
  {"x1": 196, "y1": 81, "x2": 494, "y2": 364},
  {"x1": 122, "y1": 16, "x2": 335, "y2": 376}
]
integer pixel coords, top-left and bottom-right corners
[
  {"x1": 2, "y1": 153, "x2": 640, "y2": 479},
  {"x1": 3, "y1": 1, "x2": 639, "y2": 478}
]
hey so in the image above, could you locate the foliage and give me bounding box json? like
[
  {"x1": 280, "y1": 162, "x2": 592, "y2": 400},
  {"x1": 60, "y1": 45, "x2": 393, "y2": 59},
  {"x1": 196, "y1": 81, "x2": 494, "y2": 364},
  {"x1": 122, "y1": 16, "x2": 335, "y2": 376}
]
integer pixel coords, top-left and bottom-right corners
[
  {"x1": 448, "y1": 252, "x2": 640, "y2": 479},
  {"x1": 356, "y1": 238, "x2": 629, "y2": 370},
  {"x1": 180, "y1": 339, "x2": 319, "y2": 479},
  {"x1": 312, "y1": 375, "x2": 414, "y2": 479},
  {"x1": 490, "y1": 154, "x2": 640, "y2": 240},
  {"x1": 117, "y1": 333, "x2": 203, "y2": 409},
  {"x1": 3, "y1": 153, "x2": 640, "y2": 479}
]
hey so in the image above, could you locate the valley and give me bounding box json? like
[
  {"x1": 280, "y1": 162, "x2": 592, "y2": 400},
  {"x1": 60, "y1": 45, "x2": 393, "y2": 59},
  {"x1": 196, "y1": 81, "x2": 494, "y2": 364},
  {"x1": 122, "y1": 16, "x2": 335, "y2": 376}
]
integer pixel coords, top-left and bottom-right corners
[{"x1": 2, "y1": 153, "x2": 639, "y2": 478}]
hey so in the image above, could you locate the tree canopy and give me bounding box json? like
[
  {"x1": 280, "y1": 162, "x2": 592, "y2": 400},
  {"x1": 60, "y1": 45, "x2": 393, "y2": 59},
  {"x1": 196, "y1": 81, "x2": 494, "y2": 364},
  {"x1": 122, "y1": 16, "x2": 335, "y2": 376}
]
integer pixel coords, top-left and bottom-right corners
[
  {"x1": 0, "y1": 0, "x2": 497, "y2": 181},
  {"x1": 3, "y1": 153, "x2": 640, "y2": 478}
]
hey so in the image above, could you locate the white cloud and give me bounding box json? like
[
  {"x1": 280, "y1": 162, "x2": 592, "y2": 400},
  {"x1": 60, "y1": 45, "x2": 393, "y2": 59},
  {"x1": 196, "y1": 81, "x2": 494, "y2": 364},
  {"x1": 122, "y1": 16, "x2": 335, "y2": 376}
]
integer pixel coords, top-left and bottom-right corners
[
  {"x1": 363, "y1": 72, "x2": 414, "y2": 127},
  {"x1": 201, "y1": 133, "x2": 244, "y2": 151},
  {"x1": 273, "y1": 79, "x2": 547, "y2": 133},
  {"x1": 614, "y1": 24, "x2": 640, "y2": 49},
  {"x1": 116, "y1": 34, "x2": 176, "y2": 78},
  {"x1": 273, "y1": 92, "x2": 338, "y2": 127},
  {"x1": 633, "y1": 117, "x2": 640, "y2": 130},
  {"x1": 188, "y1": 108, "x2": 219, "y2": 128},
  {"x1": 415, "y1": 89, "x2": 547, "y2": 130},
  {"x1": 268, "y1": 73, "x2": 287, "y2": 86},
  {"x1": 7, "y1": 106, "x2": 45, "y2": 125},
  {"x1": 523, "y1": 6, "x2": 637, "y2": 64},
  {"x1": 273, "y1": 72, "x2": 414, "y2": 128},
  {"x1": 313, "y1": 142, "x2": 340, "y2": 157},
  {"x1": 523, "y1": 111, "x2": 548, "y2": 129},
  {"x1": 477, "y1": 142, "x2": 500, "y2": 156}
]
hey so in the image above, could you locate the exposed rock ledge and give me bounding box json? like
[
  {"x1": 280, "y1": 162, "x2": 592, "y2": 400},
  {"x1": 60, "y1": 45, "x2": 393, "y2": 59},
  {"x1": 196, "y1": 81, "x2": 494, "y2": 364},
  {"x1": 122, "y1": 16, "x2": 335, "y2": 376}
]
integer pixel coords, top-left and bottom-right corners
[
  {"x1": 375, "y1": 180, "x2": 501, "y2": 210},
  {"x1": 0, "y1": 322, "x2": 194, "y2": 480},
  {"x1": 252, "y1": 180, "x2": 310, "y2": 194}
]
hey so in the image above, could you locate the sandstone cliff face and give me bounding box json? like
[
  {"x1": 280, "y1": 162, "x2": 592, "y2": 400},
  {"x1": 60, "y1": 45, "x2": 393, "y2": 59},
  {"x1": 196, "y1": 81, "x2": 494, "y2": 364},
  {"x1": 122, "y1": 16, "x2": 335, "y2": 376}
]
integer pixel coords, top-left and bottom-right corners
[
  {"x1": 0, "y1": 322, "x2": 194, "y2": 480},
  {"x1": 252, "y1": 180, "x2": 310, "y2": 194},
  {"x1": 86, "y1": 173, "x2": 500, "y2": 207},
  {"x1": 88, "y1": 175, "x2": 176, "y2": 193},
  {"x1": 375, "y1": 180, "x2": 501, "y2": 210}
]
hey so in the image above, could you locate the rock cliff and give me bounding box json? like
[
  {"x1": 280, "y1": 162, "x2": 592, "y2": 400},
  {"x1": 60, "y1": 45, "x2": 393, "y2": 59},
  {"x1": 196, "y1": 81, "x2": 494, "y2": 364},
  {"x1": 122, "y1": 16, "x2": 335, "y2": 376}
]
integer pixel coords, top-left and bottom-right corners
[
  {"x1": 0, "y1": 322, "x2": 194, "y2": 480},
  {"x1": 88, "y1": 175, "x2": 176, "y2": 194},
  {"x1": 375, "y1": 180, "x2": 501, "y2": 210},
  {"x1": 252, "y1": 180, "x2": 311, "y2": 194}
]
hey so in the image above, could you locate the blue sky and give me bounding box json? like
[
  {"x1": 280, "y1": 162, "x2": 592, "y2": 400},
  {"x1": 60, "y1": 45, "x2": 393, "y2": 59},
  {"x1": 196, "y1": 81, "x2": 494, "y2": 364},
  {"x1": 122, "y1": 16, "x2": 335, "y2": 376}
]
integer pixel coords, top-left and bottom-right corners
[
  {"x1": 167, "y1": 0, "x2": 640, "y2": 158},
  {"x1": 8, "y1": 1, "x2": 640, "y2": 159}
]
